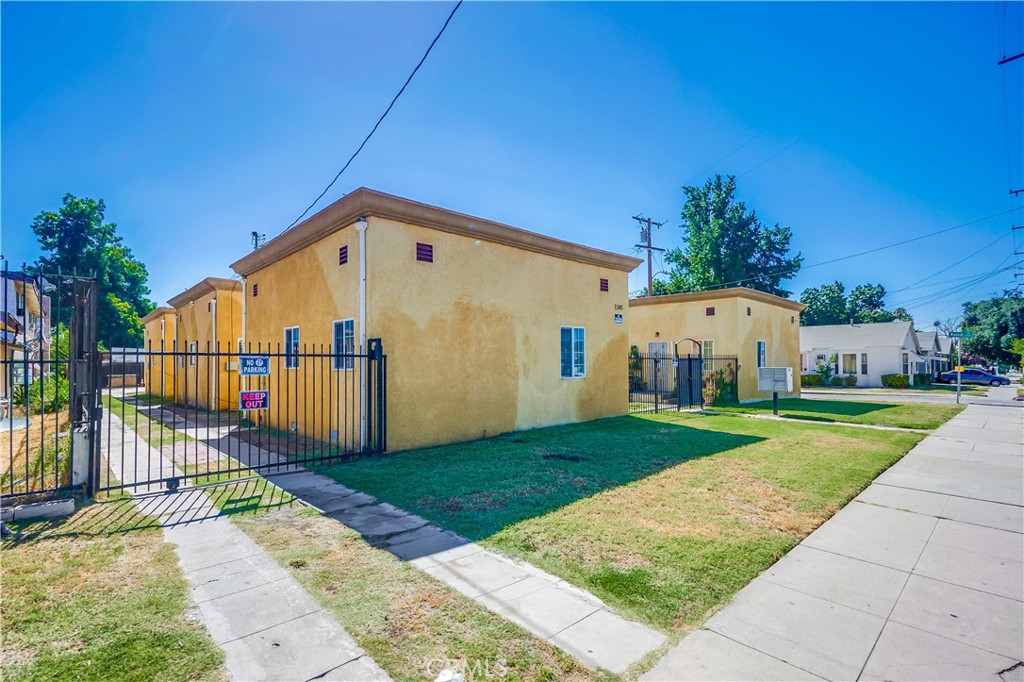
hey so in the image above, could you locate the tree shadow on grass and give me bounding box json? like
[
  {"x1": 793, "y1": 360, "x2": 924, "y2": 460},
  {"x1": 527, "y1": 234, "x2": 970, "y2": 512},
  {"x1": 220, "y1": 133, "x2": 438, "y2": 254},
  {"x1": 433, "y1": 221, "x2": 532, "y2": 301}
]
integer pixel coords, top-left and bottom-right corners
[
  {"x1": 727, "y1": 398, "x2": 901, "y2": 420},
  {"x1": 317, "y1": 414, "x2": 764, "y2": 541}
]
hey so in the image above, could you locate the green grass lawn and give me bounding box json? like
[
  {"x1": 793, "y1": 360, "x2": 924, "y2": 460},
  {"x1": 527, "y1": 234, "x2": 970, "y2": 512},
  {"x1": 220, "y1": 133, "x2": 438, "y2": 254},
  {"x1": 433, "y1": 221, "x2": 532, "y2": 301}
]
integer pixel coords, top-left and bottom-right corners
[
  {"x1": 320, "y1": 412, "x2": 926, "y2": 634},
  {"x1": 711, "y1": 398, "x2": 964, "y2": 429},
  {"x1": 1, "y1": 498, "x2": 225, "y2": 682}
]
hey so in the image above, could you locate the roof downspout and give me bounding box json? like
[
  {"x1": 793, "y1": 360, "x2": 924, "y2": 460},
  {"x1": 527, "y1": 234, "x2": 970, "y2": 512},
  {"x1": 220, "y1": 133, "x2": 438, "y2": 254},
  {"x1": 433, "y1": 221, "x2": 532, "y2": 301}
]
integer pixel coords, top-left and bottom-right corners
[
  {"x1": 355, "y1": 217, "x2": 369, "y2": 450},
  {"x1": 210, "y1": 297, "x2": 218, "y2": 411}
]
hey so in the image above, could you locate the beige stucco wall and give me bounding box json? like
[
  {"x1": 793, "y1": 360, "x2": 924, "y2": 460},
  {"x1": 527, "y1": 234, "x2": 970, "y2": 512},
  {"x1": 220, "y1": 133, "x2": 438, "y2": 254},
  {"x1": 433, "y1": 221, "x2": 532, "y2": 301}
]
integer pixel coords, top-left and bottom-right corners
[
  {"x1": 244, "y1": 228, "x2": 362, "y2": 448},
  {"x1": 171, "y1": 284, "x2": 244, "y2": 410},
  {"x1": 629, "y1": 293, "x2": 802, "y2": 401},
  {"x1": 367, "y1": 217, "x2": 629, "y2": 451},
  {"x1": 143, "y1": 312, "x2": 176, "y2": 399},
  {"x1": 242, "y1": 216, "x2": 631, "y2": 452}
]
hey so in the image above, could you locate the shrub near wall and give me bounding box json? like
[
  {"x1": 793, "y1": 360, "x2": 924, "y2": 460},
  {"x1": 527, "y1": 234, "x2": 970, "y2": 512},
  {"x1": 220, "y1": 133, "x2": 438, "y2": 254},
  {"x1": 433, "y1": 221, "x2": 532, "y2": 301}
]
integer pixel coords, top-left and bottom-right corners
[
  {"x1": 801, "y1": 374, "x2": 823, "y2": 386},
  {"x1": 843, "y1": 374, "x2": 858, "y2": 387},
  {"x1": 913, "y1": 373, "x2": 932, "y2": 386},
  {"x1": 881, "y1": 374, "x2": 910, "y2": 389}
]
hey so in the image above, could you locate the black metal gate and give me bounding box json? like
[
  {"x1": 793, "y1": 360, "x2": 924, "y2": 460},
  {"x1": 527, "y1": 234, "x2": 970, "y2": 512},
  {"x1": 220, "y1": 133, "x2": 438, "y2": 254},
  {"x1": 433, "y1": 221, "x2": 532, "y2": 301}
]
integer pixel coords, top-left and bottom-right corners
[
  {"x1": 628, "y1": 350, "x2": 739, "y2": 414},
  {"x1": 1, "y1": 261, "x2": 101, "y2": 503},
  {"x1": 92, "y1": 340, "x2": 387, "y2": 494},
  {"x1": 1, "y1": 257, "x2": 388, "y2": 500}
]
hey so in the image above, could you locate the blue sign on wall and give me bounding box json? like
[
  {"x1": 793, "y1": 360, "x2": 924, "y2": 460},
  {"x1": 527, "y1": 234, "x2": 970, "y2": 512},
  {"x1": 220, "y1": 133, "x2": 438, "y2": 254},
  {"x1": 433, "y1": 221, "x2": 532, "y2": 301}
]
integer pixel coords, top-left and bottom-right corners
[{"x1": 239, "y1": 355, "x2": 271, "y2": 376}]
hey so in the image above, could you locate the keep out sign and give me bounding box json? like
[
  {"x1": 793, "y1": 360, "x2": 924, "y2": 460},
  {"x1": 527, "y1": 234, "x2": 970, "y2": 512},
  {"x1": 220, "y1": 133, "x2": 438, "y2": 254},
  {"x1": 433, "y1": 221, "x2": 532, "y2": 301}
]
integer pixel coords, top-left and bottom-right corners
[{"x1": 239, "y1": 390, "x2": 270, "y2": 410}]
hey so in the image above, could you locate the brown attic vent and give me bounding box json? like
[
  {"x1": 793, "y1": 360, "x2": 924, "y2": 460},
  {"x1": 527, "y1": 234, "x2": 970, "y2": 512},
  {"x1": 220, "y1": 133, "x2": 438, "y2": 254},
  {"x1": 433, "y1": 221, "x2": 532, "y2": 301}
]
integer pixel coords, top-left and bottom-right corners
[
  {"x1": 339, "y1": 245, "x2": 349, "y2": 265},
  {"x1": 600, "y1": 278, "x2": 609, "y2": 292},
  {"x1": 416, "y1": 243, "x2": 433, "y2": 263},
  {"x1": 706, "y1": 307, "x2": 715, "y2": 316}
]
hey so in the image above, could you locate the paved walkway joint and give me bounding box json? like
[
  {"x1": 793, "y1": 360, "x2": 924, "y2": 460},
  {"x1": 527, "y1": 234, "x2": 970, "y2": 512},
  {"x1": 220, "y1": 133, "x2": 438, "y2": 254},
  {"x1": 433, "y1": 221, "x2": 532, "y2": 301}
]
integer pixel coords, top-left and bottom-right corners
[
  {"x1": 268, "y1": 468, "x2": 668, "y2": 674},
  {"x1": 642, "y1": 403, "x2": 1024, "y2": 681},
  {"x1": 103, "y1": 414, "x2": 391, "y2": 682}
]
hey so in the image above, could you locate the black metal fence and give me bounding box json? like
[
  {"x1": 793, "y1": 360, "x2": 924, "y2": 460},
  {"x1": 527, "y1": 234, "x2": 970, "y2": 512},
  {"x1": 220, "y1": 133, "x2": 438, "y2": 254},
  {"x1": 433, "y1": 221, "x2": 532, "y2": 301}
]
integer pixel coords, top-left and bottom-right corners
[
  {"x1": 1, "y1": 261, "x2": 101, "y2": 502},
  {"x1": 628, "y1": 352, "x2": 739, "y2": 414},
  {"x1": 92, "y1": 340, "x2": 387, "y2": 495}
]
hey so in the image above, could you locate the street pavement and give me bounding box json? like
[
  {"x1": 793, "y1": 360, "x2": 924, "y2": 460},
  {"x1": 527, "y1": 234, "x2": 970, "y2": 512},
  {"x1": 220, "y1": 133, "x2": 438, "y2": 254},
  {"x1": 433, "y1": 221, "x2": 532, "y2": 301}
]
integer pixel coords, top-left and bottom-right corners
[
  {"x1": 642, "y1": 402, "x2": 1023, "y2": 681},
  {"x1": 804, "y1": 384, "x2": 1023, "y2": 407}
]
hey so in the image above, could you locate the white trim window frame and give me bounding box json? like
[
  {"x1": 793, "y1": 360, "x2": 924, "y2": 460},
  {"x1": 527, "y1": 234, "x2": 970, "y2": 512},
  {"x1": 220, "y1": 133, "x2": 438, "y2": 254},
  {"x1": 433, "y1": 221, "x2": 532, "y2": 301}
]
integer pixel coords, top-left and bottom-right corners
[
  {"x1": 284, "y1": 326, "x2": 300, "y2": 369},
  {"x1": 188, "y1": 341, "x2": 197, "y2": 367},
  {"x1": 701, "y1": 339, "x2": 714, "y2": 358},
  {"x1": 756, "y1": 340, "x2": 767, "y2": 368},
  {"x1": 560, "y1": 326, "x2": 586, "y2": 379},
  {"x1": 901, "y1": 352, "x2": 909, "y2": 375},
  {"x1": 860, "y1": 353, "x2": 868, "y2": 375},
  {"x1": 332, "y1": 318, "x2": 355, "y2": 371}
]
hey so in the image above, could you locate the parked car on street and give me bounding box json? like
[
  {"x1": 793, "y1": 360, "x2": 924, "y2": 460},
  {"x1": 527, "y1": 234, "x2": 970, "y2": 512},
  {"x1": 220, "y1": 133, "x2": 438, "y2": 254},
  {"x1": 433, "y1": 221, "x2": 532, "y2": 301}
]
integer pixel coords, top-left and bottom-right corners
[{"x1": 937, "y1": 368, "x2": 1012, "y2": 387}]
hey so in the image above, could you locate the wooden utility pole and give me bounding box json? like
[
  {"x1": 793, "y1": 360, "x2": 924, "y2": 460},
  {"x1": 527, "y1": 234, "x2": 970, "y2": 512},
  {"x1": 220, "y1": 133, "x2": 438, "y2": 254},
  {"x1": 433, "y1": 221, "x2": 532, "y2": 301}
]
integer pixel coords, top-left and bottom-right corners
[{"x1": 633, "y1": 215, "x2": 665, "y2": 296}]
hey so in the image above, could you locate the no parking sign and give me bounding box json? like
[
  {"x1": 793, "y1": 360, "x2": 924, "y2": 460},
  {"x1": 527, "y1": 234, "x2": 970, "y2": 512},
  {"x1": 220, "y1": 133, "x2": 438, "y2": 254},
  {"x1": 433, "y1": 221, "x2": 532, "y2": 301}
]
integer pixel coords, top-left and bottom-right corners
[{"x1": 239, "y1": 355, "x2": 270, "y2": 376}]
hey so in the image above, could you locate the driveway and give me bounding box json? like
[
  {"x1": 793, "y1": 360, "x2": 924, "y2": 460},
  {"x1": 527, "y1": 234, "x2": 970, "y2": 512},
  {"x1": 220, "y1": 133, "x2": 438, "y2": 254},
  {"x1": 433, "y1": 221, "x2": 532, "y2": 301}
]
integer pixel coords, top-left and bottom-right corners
[{"x1": 643, "y1": 402, "x2": 1023, "y2": 681}]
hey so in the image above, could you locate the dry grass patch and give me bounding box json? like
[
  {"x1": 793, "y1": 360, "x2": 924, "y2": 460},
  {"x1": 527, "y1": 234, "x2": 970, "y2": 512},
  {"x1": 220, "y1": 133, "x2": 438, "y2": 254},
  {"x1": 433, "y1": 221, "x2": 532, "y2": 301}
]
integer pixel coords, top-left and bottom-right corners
[
  {"x1": 1, "y1": 498, "x2": 224, "y2": 682},
  {"x1": 234, "y1": 508, "x2": 605, "y2": 682}
]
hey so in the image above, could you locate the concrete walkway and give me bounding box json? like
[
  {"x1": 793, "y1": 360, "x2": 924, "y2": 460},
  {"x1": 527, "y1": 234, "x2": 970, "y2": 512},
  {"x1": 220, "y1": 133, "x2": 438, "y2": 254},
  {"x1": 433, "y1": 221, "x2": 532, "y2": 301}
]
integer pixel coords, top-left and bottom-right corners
[
  {"x1": 268, "y1": 469, "x2": 668, "y2": 674},
  {"x1": 103, "y1": 415, "x2": 390, "y2": 681},
  {"x1": 643, "y1": 403, "x2": 1023, "y2": 681}
]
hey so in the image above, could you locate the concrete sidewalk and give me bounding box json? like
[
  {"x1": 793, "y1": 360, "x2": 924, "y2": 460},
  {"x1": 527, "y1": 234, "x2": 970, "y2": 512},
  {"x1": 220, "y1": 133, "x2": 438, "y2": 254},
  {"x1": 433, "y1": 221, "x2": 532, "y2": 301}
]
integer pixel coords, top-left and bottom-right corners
[
  {"x1": 643, "y1": 403, "x2": 1023, "y2": 681},
  {"x1": 103, "y1": 415, "x2": 390, "y2": 681},
  {"x1": 268, "y1": 469, "x2": 668, "y2": 674}
]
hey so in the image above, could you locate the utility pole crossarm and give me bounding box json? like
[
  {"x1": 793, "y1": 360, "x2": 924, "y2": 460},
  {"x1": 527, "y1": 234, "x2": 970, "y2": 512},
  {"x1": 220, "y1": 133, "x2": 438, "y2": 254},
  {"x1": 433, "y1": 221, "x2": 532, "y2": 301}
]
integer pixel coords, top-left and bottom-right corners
[{"x1": 632, "y1": 215, "x2": 665, "y2": 297}]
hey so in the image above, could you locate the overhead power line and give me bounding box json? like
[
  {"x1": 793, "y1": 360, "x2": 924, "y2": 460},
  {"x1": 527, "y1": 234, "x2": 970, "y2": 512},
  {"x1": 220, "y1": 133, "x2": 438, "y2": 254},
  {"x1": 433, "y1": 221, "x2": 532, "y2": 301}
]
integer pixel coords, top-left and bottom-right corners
[
  {"x1": 702, "y1": 206, "x2": 1021, "y2": 291},
  {"x1": 277, "y1": 1, "x2": 463, "y2": 237},
  {"x1": 888, "y1": 233, "x2": 1010, "y2": 294}
]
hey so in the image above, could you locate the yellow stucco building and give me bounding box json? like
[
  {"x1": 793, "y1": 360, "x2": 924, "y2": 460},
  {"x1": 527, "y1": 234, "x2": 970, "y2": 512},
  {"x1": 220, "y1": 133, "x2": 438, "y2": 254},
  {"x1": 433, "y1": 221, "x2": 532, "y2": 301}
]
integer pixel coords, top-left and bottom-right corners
[
  {"x1": 230, "y1": 188, "x2": 642, "y2": 452},
  {"x1": 628, "y1": 288, "x2": 805, "y2": 401},
  {"x1": 141, "y1": 306, "x2": 176, "y2": 399},
  {"x1": 156, "y1": 277, "x2": 244, "y2": 410}
]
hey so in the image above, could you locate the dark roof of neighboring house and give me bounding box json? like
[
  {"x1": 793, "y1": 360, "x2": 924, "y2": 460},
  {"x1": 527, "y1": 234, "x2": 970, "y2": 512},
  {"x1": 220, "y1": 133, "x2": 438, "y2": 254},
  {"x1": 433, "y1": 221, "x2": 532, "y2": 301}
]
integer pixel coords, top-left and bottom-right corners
[
  {"x1": 230, "y1": 188, "x2": 644, "y2": 277},
  {"x1": 629, "y1": 287, "x2": 805, "y2": 312},
  {"x1": 800, "y1": 320, "x2": 918, "y2": 351},
  {"x1": 167, "y1": 277, "x2": 241, "y2": 309}
]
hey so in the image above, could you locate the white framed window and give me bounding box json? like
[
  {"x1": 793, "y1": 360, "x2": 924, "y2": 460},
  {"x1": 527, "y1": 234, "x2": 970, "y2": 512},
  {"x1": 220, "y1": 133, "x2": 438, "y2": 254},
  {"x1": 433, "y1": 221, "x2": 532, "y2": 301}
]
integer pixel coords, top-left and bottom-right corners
[
  {"x1": 901, "y1": 352, "x2": 909, "y2": 375},
  {"x1": 560, "y1": 326, "x2": 585, "y2": 378},
  {"x1": 332, "y1": 319, "x2": 355, "y2": 370},
  {"x1": 860, "y1": 353, "x2": 868, "y2": 375},
  {"x1": 284, "y1": 326, "x2": 300, "y2": 369},
  {"x1": 701, "y1": 339, "x2": 714, "y2": 358},
  {"x1": 842, "y1": 353, "x2": 857, "y2": 374},
  {"x1": 756, "y1": 340, "x2": 767, "y2": 368},
  {"x1": 188, "y1": 341, "x2": 197, "y2": 366}
]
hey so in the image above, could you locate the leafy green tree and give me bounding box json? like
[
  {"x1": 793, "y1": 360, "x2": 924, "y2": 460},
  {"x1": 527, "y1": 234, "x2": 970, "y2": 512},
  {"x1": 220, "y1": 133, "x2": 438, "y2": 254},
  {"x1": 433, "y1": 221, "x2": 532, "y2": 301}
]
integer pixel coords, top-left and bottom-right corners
[
  {"x1": 799, "y1": 281, "x2": 848, "y2": 325},
  {"x1": 961, "y1": 291, "x2": 1024, "y2": 365},
  {"x1": 1010, "y1": 338, "x2": 1024, "y2": 368},
  {"x1": 799, "y1": 280, "x2": 912, "y2": 326},
  {"x1": 659, "y1": 175, "x2": 802, "y2": 297},
  {"x1": 31, "y1": 194, "x2": 155, "y2": 348}
]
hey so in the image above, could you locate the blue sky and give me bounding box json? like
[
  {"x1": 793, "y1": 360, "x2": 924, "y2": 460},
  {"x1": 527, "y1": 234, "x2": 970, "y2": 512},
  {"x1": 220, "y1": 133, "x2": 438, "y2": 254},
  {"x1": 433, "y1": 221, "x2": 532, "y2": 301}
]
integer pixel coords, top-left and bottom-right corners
[{"x1": 2, "y1": 1, "x2": 1021, "y2": 326}]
